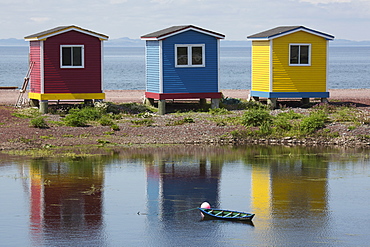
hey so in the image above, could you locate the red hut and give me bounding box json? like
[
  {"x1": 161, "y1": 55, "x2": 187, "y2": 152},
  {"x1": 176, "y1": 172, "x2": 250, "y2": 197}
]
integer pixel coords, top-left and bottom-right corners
[{"x1": 24, "y1": 25, "x2": 108, "y2": 109}]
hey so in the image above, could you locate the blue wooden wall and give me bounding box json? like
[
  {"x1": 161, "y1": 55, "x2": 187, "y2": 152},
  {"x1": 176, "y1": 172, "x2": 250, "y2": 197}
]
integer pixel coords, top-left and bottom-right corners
[
  {"x1": 145, "y1": 30, "x2": 219, "y2": 94},
  {"x1": 145, "y1": 41, "x2": 161, "y2": 93}
]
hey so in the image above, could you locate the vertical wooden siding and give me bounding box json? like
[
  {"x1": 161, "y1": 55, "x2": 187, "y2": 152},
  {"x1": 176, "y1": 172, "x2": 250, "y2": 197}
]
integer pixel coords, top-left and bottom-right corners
[
  {"x1": 29, "y1": 41, "x2": 41, "y2": 93},
  {"x1": 272, "y1": 31, "x2": 327, "y2": 92},
  {"x1": 161, "y1": 30, "x2": 219, "y2": 94},
  {"x1": 43, "y1": 31, "x2": 102, "y2": 94},
  {"x1": 251, "y1": 41, "x2": 270, "y2": 92},
  {"x1": 145, "y1": 41, "x2": 160, "y2": 93}
]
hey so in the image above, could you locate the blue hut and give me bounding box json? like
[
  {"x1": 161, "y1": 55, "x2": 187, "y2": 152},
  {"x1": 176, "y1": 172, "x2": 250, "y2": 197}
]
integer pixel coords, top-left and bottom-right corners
[{"x1": 141, "y1": 25, "x2": 225, "y2": 114}]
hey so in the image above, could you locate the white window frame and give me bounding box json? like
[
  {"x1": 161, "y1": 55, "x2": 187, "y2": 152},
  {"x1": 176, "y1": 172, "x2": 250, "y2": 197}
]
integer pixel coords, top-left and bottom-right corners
[
  {"x1": 60, "y1": 45, "x2": 84, "y2": 68},
  {"x1": 289, "y1": 43, "x2": 311, "y2": 66},
  {"x1": 175, "y1": 44, "x2": 205, "y2": 68}
]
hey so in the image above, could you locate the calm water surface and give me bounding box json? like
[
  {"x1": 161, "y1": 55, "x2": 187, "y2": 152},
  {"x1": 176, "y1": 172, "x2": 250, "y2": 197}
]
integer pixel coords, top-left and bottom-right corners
[
  {"x1": 0, "y1": 145, "x2": 370, "y2": 246},
  {"x1": 1, "y1": 46, "x2": 369, "y2": 90}
]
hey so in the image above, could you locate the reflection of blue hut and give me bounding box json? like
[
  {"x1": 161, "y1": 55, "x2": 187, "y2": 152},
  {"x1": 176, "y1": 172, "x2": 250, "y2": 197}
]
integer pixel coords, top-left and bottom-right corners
[{"x1": 141, "y1": 25, "x2": 225, "y2": 114}]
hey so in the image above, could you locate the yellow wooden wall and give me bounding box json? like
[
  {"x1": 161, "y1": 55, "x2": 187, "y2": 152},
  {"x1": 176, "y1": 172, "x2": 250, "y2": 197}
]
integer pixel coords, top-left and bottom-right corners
[
  {"x1": 272, "y1": 31, "x2": 328, "y2": 92},
  {"x1": 251, "y1": 41, "x2": 270, "y2": 92}
]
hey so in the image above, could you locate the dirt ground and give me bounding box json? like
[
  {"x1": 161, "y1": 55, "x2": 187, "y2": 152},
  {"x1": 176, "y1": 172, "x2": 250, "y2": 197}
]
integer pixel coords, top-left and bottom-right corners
[{"x1": 0, "y1": 89, "x2": 369, "y2": 151}]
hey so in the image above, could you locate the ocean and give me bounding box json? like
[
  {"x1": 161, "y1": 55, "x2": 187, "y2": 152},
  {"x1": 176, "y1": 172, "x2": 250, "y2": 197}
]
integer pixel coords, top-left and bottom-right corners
[{"x1": 0, "y1": 46, "x2": 369, "y2": 90}]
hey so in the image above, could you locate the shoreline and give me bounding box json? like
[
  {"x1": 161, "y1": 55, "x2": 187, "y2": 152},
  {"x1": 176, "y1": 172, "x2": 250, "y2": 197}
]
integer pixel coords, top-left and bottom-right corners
[{"x1": 1, "y1": 89, "x2": 370, "y2": 105}]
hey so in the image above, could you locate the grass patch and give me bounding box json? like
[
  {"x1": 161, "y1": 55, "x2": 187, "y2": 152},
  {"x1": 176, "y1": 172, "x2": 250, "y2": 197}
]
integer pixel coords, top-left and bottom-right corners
[
  {"x1": 131, "y1": 119, "x2": 155, "y2": 126},
  {"x1": 166, "y1": 117, "x2": 195, "y2": 126},
  {"x1": 13, "y1": 108, "x2": 40, "y2": 118},
  {"x1": 208, "y1": 108, "x2": 230, "y2": 115},
  {"x1": 29, "y1": 116, "x2": 48, "y2": 128}
]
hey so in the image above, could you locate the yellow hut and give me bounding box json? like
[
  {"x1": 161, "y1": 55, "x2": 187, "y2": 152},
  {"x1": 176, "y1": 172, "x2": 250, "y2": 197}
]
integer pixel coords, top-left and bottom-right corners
[{"x1": 247, "y1": 26, "x2": 334, "y2": 107}]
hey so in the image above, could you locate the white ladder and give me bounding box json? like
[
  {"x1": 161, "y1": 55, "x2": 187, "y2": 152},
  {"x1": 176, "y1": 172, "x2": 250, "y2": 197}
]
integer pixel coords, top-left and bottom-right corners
[{"x1": 15, "y1": 62, "x2": 35, "y2": 107}]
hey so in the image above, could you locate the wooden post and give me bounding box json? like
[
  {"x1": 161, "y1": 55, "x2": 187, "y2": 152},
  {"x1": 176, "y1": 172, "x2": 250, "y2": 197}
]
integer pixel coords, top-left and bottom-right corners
[
  {"x1": 267, "y1": 98, "x2": 277, "y2": 109},
  {"x1": 39, "y1": 100, "x2": 48, "y2": 114},
  {"x1": 158, "y1": 100, "x2": 166, "y2": 115},
  {"x1": 211, "y1": 98, "x2": 220, "y2": 109}
]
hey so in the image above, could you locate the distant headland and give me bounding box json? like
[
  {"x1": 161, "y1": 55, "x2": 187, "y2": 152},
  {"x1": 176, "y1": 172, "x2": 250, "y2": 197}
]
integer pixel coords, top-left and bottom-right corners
[{"x1": 1, "y1": 37, "x2": 370, "y2": 47}]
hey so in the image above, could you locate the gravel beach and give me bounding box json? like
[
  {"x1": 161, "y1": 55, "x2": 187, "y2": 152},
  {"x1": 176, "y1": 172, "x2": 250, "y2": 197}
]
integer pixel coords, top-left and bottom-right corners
[
  {"x1": 0, "y1": 89, "x2": 369, "y2": 151},
  {"x1": 1, "y1": 89, "x2": 370, "y2": 105}
]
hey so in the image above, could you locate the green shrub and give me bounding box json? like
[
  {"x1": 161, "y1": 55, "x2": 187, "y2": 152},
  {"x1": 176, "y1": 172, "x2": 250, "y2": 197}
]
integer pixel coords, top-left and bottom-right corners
[
  {"x1": 131, "y1": 119, "x2": 154, "y2": 126},
  {"x1": 258, "y1": 122, "x2": 273, "y2": 136},
  {"x1": 30, "y1": 116, "x2": 48, "y2": 128},
  {"x1": 209, "y1": 108, "x2": 230, "y2": 115},
  {"x1": 63, "y1": 107, "x2": 102, "y2": 127},
  {"x1": 300, "y1": 110, "x2": 328, "y2": 135},
  {"x1": 273, "y1": 117, "x2": 293, "y2": 132},
  {"x1": 99, "y1": 116, "x2": 114, "y2": 126},
  {"x1": 111, "y1": 124, "x2": 120, "y2": 131},
  {"x1": 332, "y1": 107, "x2": 358, "y2": 122},
  {"x1": 241, "y1": 108, "x2": 273, "y2": 127},
  {"x1": 166, "y1": 117, "x2": 195, "y2": 126},
  {"x1": 276, "y1": 110, "x2": 303, "y2": 120},
  {"x1": 63, "y1": 113, "x2": 88, "y2": 127}
]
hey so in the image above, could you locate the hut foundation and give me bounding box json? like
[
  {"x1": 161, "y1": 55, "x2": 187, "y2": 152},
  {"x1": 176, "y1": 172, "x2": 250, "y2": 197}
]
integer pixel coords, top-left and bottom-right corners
[
  {"x1": 267, "y1": 98, "x2": 277, "y2": 109},
  {"x1": 39, "y1": 100, "x2": 48, "y2": 114},
  {"x1": 158, "y1": 100, "x2": 166, "y2": 115},
  {"x1": 211, "y1": 98, "x2": 220, "y2": 109}
]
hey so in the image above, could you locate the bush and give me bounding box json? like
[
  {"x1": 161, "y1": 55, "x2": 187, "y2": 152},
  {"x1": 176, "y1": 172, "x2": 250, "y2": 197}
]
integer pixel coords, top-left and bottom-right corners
[
  {"x1": 111, "y1": 124, "x2": 120, "y2": 131},
  {"x1": 131, "y1": 119, "x2": 154, "y2": 126},
  {"x1": 30, "y1": 116, "x2": 48, "y2": 128},
  {"x1": 241, "y1": 108, "x2": 273, "y2": 127},
  {"x1": 63, "y1": 107, "x2": 102, "y2": 127},
  {"x1": 300, "y1": 110, "x2": 328, "y2": 134},
  {"x1": 99, "y1": 116, "x2": 114, "y2": 126},
  {"x1": 209, "y1": 108, "x2": 230, "y2": 115}
]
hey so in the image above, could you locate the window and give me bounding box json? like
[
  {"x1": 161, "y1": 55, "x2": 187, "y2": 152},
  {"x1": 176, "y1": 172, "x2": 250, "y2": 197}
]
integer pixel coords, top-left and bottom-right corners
[
  {"x1": 175, "y1": 44, "x2": 205, "y2": 67},
  {"x1": 61, "y1": 45, "x2": 84, "y2": 68},
  {"x1": 289, "y1": 44, "x2": 310, "y2": 66}
]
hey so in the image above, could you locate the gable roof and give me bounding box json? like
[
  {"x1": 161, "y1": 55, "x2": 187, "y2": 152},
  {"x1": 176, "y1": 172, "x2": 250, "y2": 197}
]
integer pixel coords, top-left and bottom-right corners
[
  {"x1": 24, "y1": 25, "x2": 109, "y2": 41},
  {"x1": 141, "y1": 25, "x2": 225, "y2": 40},
  {"x1": 247, "y1": 26, "x2": 334, "y2": 41}
]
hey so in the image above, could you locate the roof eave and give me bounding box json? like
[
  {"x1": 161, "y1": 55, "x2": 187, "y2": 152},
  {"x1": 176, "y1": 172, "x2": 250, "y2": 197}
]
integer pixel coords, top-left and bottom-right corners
[
  {"x1": 248, "y1": 27, "x2": 334, "y2": 41},
  {"x1": 141, "y1": 26, "x2": 225, "y2": 41},
  {"x1": 24, "y1": 26, "x2": 109, "y2": 41}
]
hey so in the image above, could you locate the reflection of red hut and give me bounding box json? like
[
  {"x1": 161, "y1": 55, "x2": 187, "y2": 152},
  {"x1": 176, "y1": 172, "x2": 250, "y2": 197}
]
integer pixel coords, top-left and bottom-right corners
[{"x1": 24, "y1": 25, "x2": 108, "y2": 110}]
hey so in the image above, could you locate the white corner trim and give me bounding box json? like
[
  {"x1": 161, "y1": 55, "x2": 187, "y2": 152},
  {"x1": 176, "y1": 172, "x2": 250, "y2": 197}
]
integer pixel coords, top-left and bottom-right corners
[{"x1": 159, "y1": 40, "x2": 163, "y2": 94}]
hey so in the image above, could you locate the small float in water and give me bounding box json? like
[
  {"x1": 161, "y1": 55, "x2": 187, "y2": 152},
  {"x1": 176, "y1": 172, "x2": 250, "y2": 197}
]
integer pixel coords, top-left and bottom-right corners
[{"x1": 198, "y1": 202, "x2": 255, "y2": 221}]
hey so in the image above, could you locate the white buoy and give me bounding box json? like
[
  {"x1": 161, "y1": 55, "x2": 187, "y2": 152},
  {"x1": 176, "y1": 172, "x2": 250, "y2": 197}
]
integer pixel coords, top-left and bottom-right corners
[{"x1": 200, "y1": 201, "x2": 211, "y2": 209}]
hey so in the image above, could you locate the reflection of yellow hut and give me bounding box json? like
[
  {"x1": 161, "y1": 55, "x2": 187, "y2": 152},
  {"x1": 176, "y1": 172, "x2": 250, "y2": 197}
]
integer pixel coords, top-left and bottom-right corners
[
  {"x1": 247, "y1": 26, "x2": 334, "y2": 108},
  {"x1": 251, "y1": 166, "x2": 271, "y2": 221},
  {"x1": 251, "y1": 159, "x2": 329, "y2": 222}
]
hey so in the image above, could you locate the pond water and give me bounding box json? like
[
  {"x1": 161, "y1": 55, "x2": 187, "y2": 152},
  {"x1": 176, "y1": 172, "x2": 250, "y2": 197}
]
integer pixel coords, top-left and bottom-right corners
[{"x1": 0, "y1": 145, "x2": 370, "y2": 246}]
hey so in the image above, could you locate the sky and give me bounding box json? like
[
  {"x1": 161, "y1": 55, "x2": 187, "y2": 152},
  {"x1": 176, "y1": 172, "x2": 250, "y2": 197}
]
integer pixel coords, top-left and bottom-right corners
[{"x1": 1, "y1": 0, "x2": 370, "y2": 41}]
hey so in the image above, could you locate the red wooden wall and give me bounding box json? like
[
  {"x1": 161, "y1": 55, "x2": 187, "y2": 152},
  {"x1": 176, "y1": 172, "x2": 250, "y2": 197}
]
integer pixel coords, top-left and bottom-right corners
[
  {"x1": 29, "y1": 41, "x2": 41, "y2": 93},
  {"x1": 43, "y1": 31, "x2": 103, "y2": 94}
]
